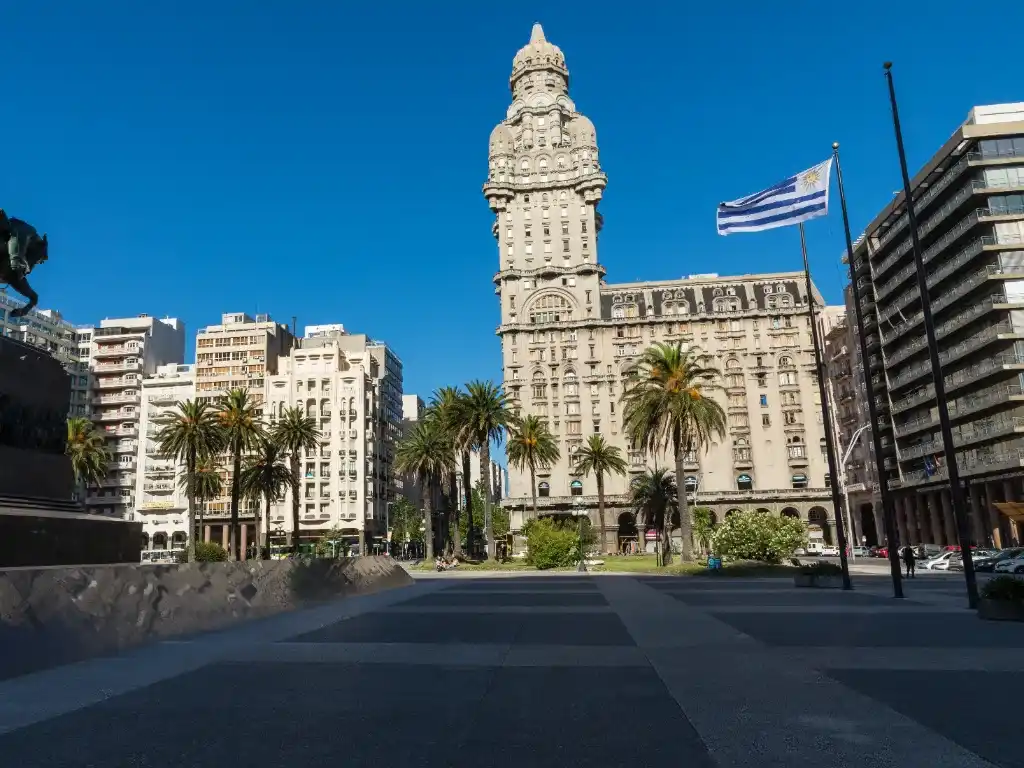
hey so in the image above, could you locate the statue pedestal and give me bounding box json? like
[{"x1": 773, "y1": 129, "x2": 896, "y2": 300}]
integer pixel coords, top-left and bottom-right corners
[{"x1": 0, "y1": 336, "x2": 141, "y2": 566}]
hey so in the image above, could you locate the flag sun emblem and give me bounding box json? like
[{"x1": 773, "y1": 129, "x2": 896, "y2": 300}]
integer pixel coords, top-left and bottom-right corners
[{"x1": 799, "y1": 168, "x2": 821, "y2": 191}]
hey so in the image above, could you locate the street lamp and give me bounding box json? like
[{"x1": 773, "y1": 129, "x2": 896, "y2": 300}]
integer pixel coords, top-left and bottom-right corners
[
  {"x1": 572, "y1": 499, "x2": 588, "y2": 573},
  {"x1": 839, "y1": 424, "x2": 870, "y2": 561}
]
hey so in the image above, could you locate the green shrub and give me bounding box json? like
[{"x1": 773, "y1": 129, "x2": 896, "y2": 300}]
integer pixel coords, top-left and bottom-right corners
[
  {"x1": 799, "y1": 560, "x2": 842, "y2": 576},
  {"x1": 710, "y1": 511, "x2": 807, "y2": 564},
  {"x1": 194, "y1": 541, "x2": 229, "y2": 562},
  {"x1": 981, "y1": 575, "x2": 1024, "y2": 602},
  {"x1": 523, "y1": 516, "x2": 595, "y2": 570}
]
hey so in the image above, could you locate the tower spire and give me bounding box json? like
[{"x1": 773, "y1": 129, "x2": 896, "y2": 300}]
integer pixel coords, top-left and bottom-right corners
[{"x1": 530, "y1": 22, "x2": 545, "y2": 43}]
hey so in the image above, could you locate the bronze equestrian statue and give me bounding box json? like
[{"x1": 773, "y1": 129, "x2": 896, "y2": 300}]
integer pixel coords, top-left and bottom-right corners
[{"x1": 0, "y1": 210, "x2": 48, "y2": 318}]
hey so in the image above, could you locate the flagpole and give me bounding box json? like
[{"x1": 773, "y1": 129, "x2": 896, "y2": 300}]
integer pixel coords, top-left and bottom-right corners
[
  {"x1": 884, "y1": 62, "x2": 978, "y2": 609},
  {"x1": 833, "y1": 143, "x2": 904, "y2": 599},
  {"x1": 800, "y1": 222, "x2": 852, "y2": 590}
]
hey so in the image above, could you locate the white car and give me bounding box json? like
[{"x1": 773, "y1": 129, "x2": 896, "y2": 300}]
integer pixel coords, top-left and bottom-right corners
[
  {"x1": 920, "y1": 551, "x2": 959, "y2": 570},
  {"x1": 851, "y1": 546, "x2": 871, "y2": 557},
  {"x1": 994, "y1": 554, "x2": 1024, "y2": 574},
  {"x1": 821, "y1": 545, "x2": 840, "y2": 557}
]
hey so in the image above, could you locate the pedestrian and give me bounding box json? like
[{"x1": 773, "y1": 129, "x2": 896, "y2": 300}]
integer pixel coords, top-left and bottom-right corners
[{"x1": 902, "y1": 545, "x2": 915, "y2": 578}]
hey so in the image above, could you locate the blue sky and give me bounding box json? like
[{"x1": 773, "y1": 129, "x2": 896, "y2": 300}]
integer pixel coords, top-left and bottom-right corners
[{"x1": 5, "y1": 1, "x2": 1024, "y2": 402}]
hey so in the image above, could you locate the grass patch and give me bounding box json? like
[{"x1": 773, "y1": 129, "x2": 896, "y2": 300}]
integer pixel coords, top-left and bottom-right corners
[
  {"x1": 407, "y1": 559, "x2": 536, "y2": 572},
  {"x1": 409, "y1": 555, "x2": 797, "y2": 578}
]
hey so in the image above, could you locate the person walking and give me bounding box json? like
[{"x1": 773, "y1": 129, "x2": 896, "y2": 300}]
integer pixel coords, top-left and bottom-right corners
[{"x1": 902, "y1": 545, "x2": 916, "y2": 579}]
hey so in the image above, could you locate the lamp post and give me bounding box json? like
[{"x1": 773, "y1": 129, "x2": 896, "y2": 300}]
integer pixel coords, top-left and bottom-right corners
[
  {"x1": 839, "y1": 424, "x2": 869, "y2": 560},
  {"x1": 573, "y1": 499, "x2": 588, "y2": 573}
]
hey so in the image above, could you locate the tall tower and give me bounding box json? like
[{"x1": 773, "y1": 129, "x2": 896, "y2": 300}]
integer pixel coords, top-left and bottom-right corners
[{"x1": 485, "y1": 23, "x2": 607, "y2": 487}]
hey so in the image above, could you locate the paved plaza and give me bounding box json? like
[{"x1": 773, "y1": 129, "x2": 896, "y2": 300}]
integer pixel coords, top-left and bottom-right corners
[{"x1": 0, "y1": 570, "x2": 1020, "y2": 767}]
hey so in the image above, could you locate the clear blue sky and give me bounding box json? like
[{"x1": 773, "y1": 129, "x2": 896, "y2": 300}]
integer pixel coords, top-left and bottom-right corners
[{"x1": 6, "y1": 1, "x2": 1024, "y2": 401}]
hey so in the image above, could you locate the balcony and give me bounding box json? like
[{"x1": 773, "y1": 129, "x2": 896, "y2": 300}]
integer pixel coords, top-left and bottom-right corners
[
  {"x1": 143, "y1": 481, "x2": 174, "y2": 492},
  {"x1": 92, "y1": 393, "x2": 140, "y2": 407},
  {"x1": 93, "y1": 360, "x2": 143, "y2": 373},
  {"x1": 732, "y1": 451, "x2": 753, "y2": 469},
  {"x1": 891, "y1": 385, "x2": 935, "y2": 415},
  {"x1": 93, "y1": 377, "x2": 137, "y2": 390},
  {"x1": 148, "y1": 392, "x2": 178, "y2": 405},
  {"x1": 94, "y1": 409, "x2": 137, "y2": 422},
  {"x1": 898, "y1": 448, "x2": 1024, "y2": 487},
  {"x1": 787, "y1": 450, "x2": 809, "y2": 467}
]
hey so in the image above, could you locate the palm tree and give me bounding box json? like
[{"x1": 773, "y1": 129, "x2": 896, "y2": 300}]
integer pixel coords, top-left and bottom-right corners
[
  {"x1": 456, "y1": 380, "x2": 512, "y2": 560},
  {"x1": 239, "y1": 439, "x2": 292, "y2": 560},
  {"x1": 215, "y1": 389, "x2": 265, "y2": 560},
  {"x1": 622, "y1": 342, "x2": 726, "y2": 562},
  {"x1": 190, "y1": 457, "x2": 222, "y2": 546},
  {"x1": 629, "y1": 468, "x2": 678, "y2": 567},
  {"x1": 154, "y1": 400, "x2": 225, "y2": 562},
  {"x1": 427, "y1": 386, "x2": 466, "y2": 556},
  {"x1": 506, "y1": 414, "x2": 560, "y2": 518},
  {"x1": 66, "y1": 417, "x2": 111, "y2": 497},
  {"x1": 395, "y1": 419, "x2": 455, "y2": 561},
  {"x1": 574, "y1": 434, "x2": 628, "y2": 554},
  {"x1": 269, "y1": 406, "x2": 320, "y2": 556}
]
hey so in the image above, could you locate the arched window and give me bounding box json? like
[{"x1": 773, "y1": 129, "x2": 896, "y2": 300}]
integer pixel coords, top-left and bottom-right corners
[
  {"x1": 725, "y1": 358, "x2": 741, "y2": 370},
  {"x1": 684, "y1": 476, "x2": 698, "y2": 492},
  {"x1": 570, "y1": 480, "x2": 583, "y2": 496},
  {"x1": 778, "y1": 356, "x2": 795, "y2": 368},
  {"x1": 538, "y1": 481, "x2": 550, "y2": 497},
  {"x1": 529, "y1": 294, "x2": 572, "y2": 324},
  {"x1": 564, "y1": 370, "x2": 578, "y2": 396},
  {"x1": 539, "y1": 159, "x2": 548, "y2": 170},
  {"x1": 532, "y1": 371, "x2": 546, "y2": 399},
  {"x1": 766, "y1": 292, "x2": 794, "y2": 309},
  {"x1": 612, "y1": 305, "x2": 624, "y2": 319},
  {"x1": 736, "y1": 474, "x2": 753, "y2": 491},
  {"x1": 713, "y1": 297, "x2": 740, "y2": 312}
]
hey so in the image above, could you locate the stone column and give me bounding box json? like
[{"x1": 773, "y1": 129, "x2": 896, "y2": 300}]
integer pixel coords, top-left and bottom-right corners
[
  {"x1": 968, "y1": 482, "x2": 987, "y2": 547},
  {"x1": 204, "y1": 524, "x2": 211, "y2": 543},
  {"x1": 240, "y1": 523, "x2": 248, "y2": 560},
  {"x1": 895, "y1": 495, "x2": 909, "y2": 546},
  {"x1": 927, "y1": 491, "x2": 944, "y2": 544},
  {"x1": 1002, "y1": 480, "x2": 1019, "y2": 546},
  {"x1": 986, "y1": 482, "x2": 1003, "y2": 549},
  {"x1": 939, "y1": 489, "x2": 956, "y2": 545},
  {"x1": 873, "y1": 502, "x2": 886, "y2": 547},
  {"x1": 221, "y1": 524, "x2": 228, "y2": 549}
]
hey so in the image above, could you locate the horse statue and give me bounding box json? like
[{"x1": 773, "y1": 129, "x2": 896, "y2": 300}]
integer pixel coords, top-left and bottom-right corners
[{"x1": 0, "y1": 209, "x2": 48, "y2": 319}]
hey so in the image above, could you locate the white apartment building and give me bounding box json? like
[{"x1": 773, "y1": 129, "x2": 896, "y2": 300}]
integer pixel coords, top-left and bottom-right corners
[
  {"x1": 83, "y1": 315, "x2": 186, "y2": 517},
  {"x1": 0, "y1": 294, "x2": 90, "y2": 417},
  {"x1": 399, "y1": 394, "x2": 426, "y2": 509},
  {"x1": 132, "y1": 363, "x2": 195, "y2": 561},
  {"x1": 265, "y1": 326, "x2": 403, "y2": 553},
  {"x1": 486, "y1": 25, "x2": 846, "y2": 549},
  {"x1": 194, "y1": 312, "x2": 295, "y2": 550}
]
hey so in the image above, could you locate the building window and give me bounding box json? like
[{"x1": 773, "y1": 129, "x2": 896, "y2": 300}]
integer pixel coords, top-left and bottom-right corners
[
  {"x1": 759, "y1": 394, "x2": 768, "y2": 407},
  {"x1": 736, "y1": 474, "x2": 753, "y2": 491},
  {"x1": 824, "y1": 473, "x2": 832, "y2": 489},
  {"x1": 791, "y1": 474, "x2": 808, "y2": 489},
  {"x1": 570, "y1": 480, "x2": 583, "y2": 496},
  {"x1": 538, "y1": 481, "x2": 550, "y2": 497},
  {"x1": 762, "y1": 414, "x2": 771, "y2": 427}
]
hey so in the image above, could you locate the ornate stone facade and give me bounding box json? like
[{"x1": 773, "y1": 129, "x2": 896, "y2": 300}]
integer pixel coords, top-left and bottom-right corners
[{"x1": 486, "y1": 25, "x2": 844, "y2": 550}]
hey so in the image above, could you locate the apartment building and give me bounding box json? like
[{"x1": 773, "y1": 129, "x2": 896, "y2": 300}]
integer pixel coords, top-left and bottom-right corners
[
  {"x1": 264, "y1": 325, "x2": 403, "y2": 553},
  {"x1": 0, "y1": 295, "x2": 90, "y2": 417},
  {"x1": 486, "y1": 25, "x2": 846, "y2": 549},
  {"x1": 133, "y1": 363, "x2": 195, "y2": 561},
  {"x1": 848, "y1": 102, "x2": 1024, "y2": 548},
  {"x1": 83, "y1": 315, "x2": 185, "y2": 517},
  {"x1": 399, "y1": 394, "x2": 426, "y2": 509},
  {"x1": 193, "y1": 312, "x2": 295, "y2": 545}
]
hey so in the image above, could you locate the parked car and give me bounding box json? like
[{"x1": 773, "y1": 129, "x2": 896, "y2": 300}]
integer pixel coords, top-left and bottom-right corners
[
  {"x1": 921, "y1": 551, "x2": 960, "y2": 570},
  {"x1": 914, "y1": 544, "x2": 943, "y2": 560},
  {"x1": 874, "y1": 546, "x2": 889, "y2": 559},
  {"x1": 793, "y1": 547, "x2": 808, "y2": 556},
  {"x1": 994, "y1": 552, "x2": 1024, "y2": 574},
  {"x1": 972, "y1": 548, "x2": 1024, "y2": 573},
  {"x1": 948, "y1": 551, "x2": 999, "y2": 571},
  {"x1": 851, "y1": 546, "x2": 871, "y2": 557},
  {"x1": 821, "y1": 545, "x2": 840, "y2": 557}
]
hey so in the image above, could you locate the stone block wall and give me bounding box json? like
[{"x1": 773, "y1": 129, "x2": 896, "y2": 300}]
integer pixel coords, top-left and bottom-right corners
[{"x1": 0, "y1": 556, "x2": 412, "y2": 681}]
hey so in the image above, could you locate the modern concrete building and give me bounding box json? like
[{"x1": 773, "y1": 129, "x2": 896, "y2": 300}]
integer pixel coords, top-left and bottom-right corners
[
  {"x1": 82, "y1": 315, "x2": 186, "y2": 517},
  {"x1": 133, "y1": 363, "x2": 195, "y2": 561},
  {"x1": 847, "y1": 102, "x2": 1024, "y2": 549},
  {"x1": 457, "y1": 448, "x2": 506, "y2": 507},
  {"x1": 398, "y1": 394, "x2": 426, "y2": 509},
  {"x1": 264, "y1": 325, "x2": 403, "y2": 553},
  {"x1": 193, "y1": 312, "x2": 295, "y2": 545},
  {"x1": 486, "y1": 24, "x2": 845, "y2": 550},
  {"x1": 0, "y1": 295, "x2": 90, "y2": 417}
]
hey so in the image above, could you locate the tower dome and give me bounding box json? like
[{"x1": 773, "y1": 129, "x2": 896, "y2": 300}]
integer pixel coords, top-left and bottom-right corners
[{"x1": 510, "y1": 23, "x2": 568, "y2": 89}]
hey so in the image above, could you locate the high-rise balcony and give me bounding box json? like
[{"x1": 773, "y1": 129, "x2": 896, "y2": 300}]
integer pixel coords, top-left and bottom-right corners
[
  {"x1": 94, "y1": 360, "x2": 143, "y2": 373},
  {"x1": 899, "y1": 448, "x2": 1024, "y2": 487},
  {"x1": 92, "y1": 392, "x2": 140, "y2": 407},
  {"x1": 143, "y1": 481, "x2": 174, "y2": 492},
  {"x1": 95, "y1": 409, "x2": 138, "y2": 422}
]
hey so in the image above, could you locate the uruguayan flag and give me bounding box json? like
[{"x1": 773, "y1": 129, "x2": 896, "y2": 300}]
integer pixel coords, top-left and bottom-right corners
[{"x1": 717, "y1": 158, "x2": 834, "y2": 235}]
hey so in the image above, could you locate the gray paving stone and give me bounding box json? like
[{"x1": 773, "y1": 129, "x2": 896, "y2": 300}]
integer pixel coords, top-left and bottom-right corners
[
  {"x1": 514, "y1": 612, "x2": 636, "y2": 646},
  {"x1": 668, "y1": 590, "x2": 899, "y2": 607},
  {"x1": 0, "y1": 662, "x2": 492, "y2": 767},
  {"x1": 401, "y1": 591, "x2": 608, "y2": 607},
  {"x1": 444, "y1": 578, "x2": 598, "y2": 591},
  {"x1": 288, "y1": 611, "x2": 522, "y2": 645},
  {"x1": 828, "y1": 669, "x2": 1021, "y2": 768},
  {"x1": 710, "y1": 610, "x2": 1024, "y2": 647}
]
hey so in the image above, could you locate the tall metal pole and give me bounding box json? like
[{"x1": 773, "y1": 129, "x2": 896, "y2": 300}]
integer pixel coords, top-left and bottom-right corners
[
  {"x1": 833, "y1": 144, "x2": 905, "y2": 598},
  {"x1": 883, "y1": 62, "x2": 978, "y2": 608},
  {"x1": 800, "y1": 223, "x2": 852, "y2": 590}
]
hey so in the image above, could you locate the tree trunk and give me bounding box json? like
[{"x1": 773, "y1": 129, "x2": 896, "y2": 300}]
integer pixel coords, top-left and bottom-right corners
[
  {"x1": 229, "y1": 447, "x2": 242, "y2": 561},
  {"x1": 263, "y1": 495, "x2": 271, "y2": 559},
  {"x1": 290, "y1": 454, "x2": 301, "y2": 556},
  {"x1": 597, "y1": 472, "x2": 608, "y2": 555},
  {"x1": 185, "y1": 452, "x2": 197, "y2": 563},
  {"x1": 462, "y1": 451, "x2": 474, "y2": 557},
  {"x1": 423, "y1": 473, "x2": 435, "y2": 561},
  {"x1": 255, "y1": 496, "x2": 266, "y2": 561},
  {"x1": 530, "y1": 463, "x2": 538, "y2": 517},
  {"x1": 448, "y1": 469, "x2": 461, "y2": 557},
  {"x1": 481, "y1": 442, "x2": 494, "y2": 560},
  {"x1": 675, "y1": 432, "x2": 694, "y2": 562}
]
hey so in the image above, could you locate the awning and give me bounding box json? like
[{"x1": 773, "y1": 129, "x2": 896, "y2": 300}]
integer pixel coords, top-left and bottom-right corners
[
  {"x1": 994, "y1": 502, "x2": 1024, "y2": 522},
  {"x1": 792, "y1": 474, "x2": 808, "y2": 482}
]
